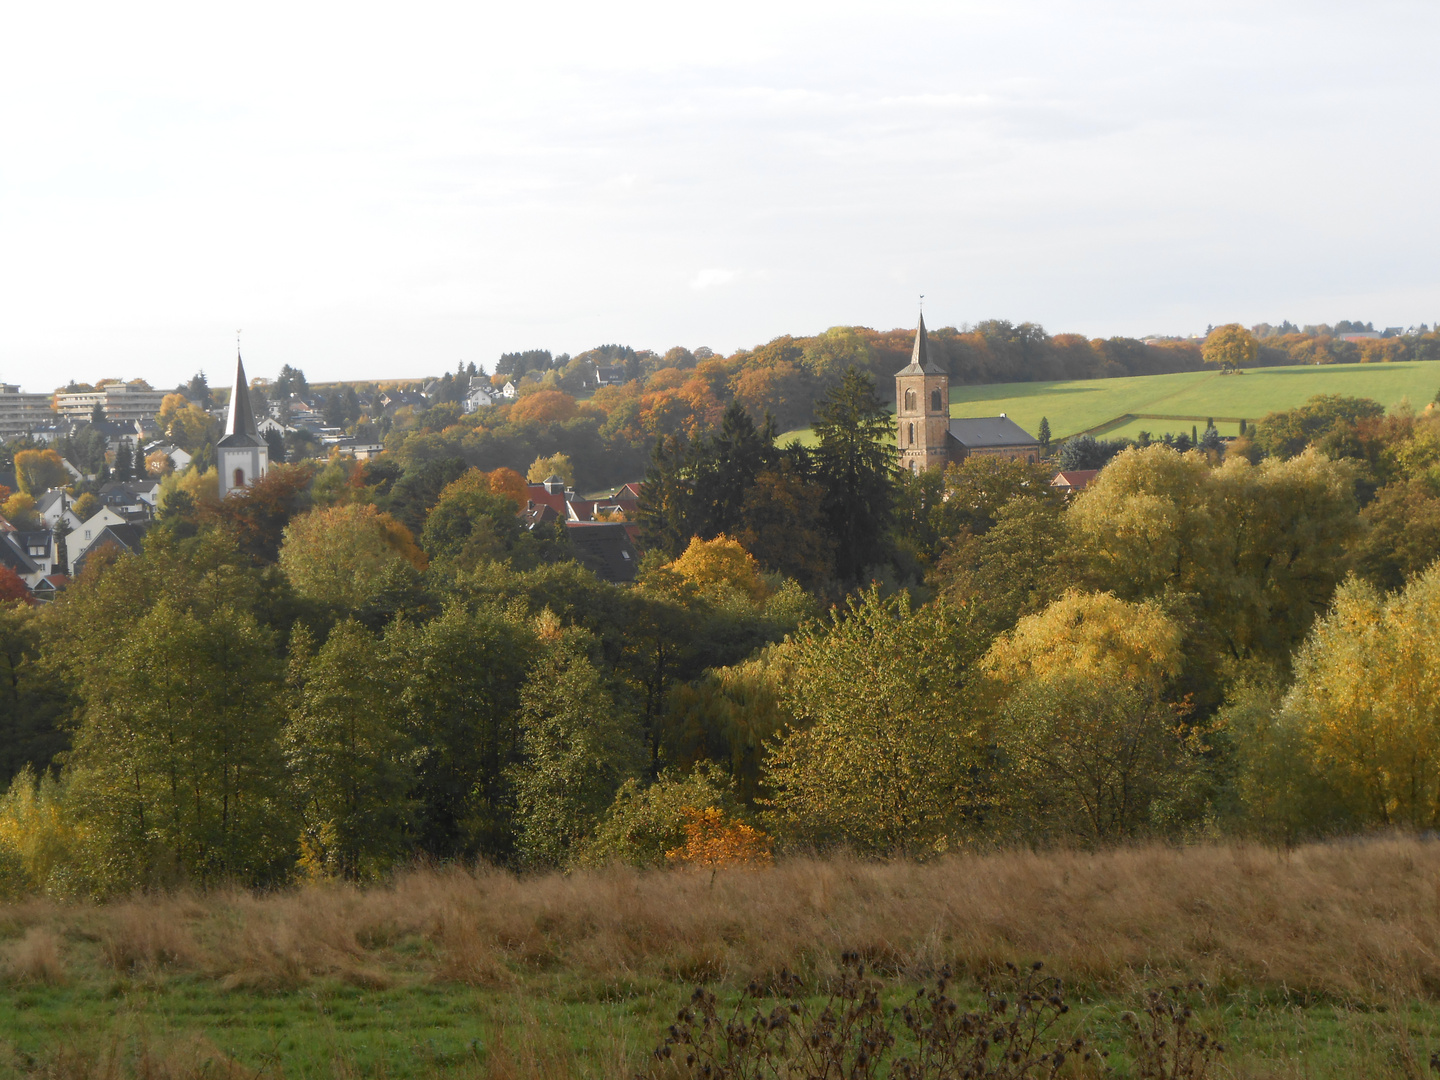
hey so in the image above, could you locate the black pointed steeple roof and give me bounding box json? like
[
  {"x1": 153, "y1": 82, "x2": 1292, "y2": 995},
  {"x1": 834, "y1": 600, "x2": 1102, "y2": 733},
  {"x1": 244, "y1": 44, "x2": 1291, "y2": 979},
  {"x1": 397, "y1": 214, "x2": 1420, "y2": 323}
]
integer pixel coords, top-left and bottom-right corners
[
  {"x1": 217, "y1": 352, "x2": 267, "y2": 448},
  {"x1": 895, "y1": 313, "x2": 946, "y2": 376}
]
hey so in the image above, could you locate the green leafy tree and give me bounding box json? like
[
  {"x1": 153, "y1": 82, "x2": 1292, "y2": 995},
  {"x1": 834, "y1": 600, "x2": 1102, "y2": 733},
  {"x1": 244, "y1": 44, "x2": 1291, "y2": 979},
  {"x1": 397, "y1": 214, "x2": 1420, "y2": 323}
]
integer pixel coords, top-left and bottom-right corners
[
  {"x1": 0, "y1": 604, "x2": 71, "y2": 785},
  {"x1": 511, "y1": 633, "x2": 644, "y2": 867},
  {"x1": 65, "y1": 600, "x2": 290, "y2": 893},
  {"x1": 420, "y1": 489, "x2": 525, "y2": 570},
  {"x1": 812, "y1": 370, "x2": 896, "y2": 586},
  {"x1": 278, "y1": 503, "x2": 426, "y2": 611},
  {"x1": 391, "y1": 603, "x2": 535, "y2": 861},
  {"x1": 578, "y1": 766, "x2": 741, "y2": 868},
  {"x1": 284, "y1": 621, "x2": 414, "y2": 880},
  {"x1": 763, "y1": 588, "x2": 989, "y2": 855},
  {"x1": 993, "y1": 675, "x2": 1205, "y2": 843},
  {"x1": 1252, "y1": 394, "x2": 1385, "y2": 460}
]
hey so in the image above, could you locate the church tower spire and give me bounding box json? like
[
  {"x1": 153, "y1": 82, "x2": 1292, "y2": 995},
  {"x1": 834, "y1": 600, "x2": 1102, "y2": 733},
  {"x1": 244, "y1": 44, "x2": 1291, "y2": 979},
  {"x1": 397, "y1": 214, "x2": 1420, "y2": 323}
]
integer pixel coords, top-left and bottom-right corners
[
  {"x1": 225, "y1": 351, "x2": 259, "y2": 439},
  {"x1": 217, "y1": 345, "x2": 270, "y2": 499},
  {"x1": 894, "y1": 310, "x2": 951, "y2": 474}
]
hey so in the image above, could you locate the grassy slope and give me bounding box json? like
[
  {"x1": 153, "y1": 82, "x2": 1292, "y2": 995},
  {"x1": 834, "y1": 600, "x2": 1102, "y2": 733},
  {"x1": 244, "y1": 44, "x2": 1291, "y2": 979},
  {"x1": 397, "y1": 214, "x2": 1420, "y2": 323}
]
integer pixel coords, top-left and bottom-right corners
[
  {"x1": 778, "y1": 361, "x2": 1440, "y2": 445},
  {"x1": 4, "y1": 838, "x2": 1440, "y2": 1077}
]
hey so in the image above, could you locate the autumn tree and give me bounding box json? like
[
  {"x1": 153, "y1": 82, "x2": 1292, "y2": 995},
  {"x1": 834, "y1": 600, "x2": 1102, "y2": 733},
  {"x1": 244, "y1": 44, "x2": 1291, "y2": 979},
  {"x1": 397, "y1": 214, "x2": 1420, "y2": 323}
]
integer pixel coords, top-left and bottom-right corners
[
  {"x1": 763, "y1": 588, "x2": 989, "y2": 855},
  {"x1": 2, "y1": 494, "x2": 40, "y2": 531},
  {"x1": 1202, "y1": 323, "x2": 1257, "y2": 374},
  {"x1": 212, "y1": 462, "x2": 316, "y2": 562},
  {"x1": 1252, "y1": 394, "x2": 1385, "y2": 460},
  {"x1": 279, "y1": 503, "x2": 427, "y2": 611},
  {"x1": 983, "y1": 590, "x2": 1204, "y2": 842},
  {"x1": 669, "y1": 535, "x2": 770, "y2": 604},
  {"x1": 13, "y1": 450, "x2": 67, "y2": 497},
  {"x1": 1278, "y1": 564, "x2": 1440, "y2": 828},
  {"x1": 1068, "y1": 444, "x2": 1360, "y2": 673},
  {"x1": 526, "y1": 453, "x2": 575, "y2": 486}
]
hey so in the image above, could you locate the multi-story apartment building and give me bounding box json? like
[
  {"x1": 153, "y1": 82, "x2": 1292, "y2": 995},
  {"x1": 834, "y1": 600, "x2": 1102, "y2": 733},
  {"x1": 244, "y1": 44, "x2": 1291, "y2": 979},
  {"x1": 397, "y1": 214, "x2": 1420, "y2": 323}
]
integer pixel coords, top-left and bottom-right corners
[
  {"x1": 55, "y1": 383, "x2": 166, "y2": 425},
  {"x1": 0, "y1": 384, "x2": 58, "y2": 440}
]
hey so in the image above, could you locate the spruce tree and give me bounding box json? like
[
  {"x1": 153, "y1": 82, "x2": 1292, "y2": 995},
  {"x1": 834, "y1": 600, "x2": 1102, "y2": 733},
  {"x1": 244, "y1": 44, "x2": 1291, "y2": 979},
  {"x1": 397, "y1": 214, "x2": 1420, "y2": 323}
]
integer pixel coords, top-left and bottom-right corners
[{"x1": 813, "y1": 370, "x2": 897, "y2": 587}]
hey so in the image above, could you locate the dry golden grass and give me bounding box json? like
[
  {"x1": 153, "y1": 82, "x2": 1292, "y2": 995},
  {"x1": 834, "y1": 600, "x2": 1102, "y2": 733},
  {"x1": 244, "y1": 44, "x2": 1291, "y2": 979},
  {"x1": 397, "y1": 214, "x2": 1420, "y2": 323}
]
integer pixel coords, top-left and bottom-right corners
[
  {"x1": 3, "y1": 835, "x2": 1440, "y2": 1001},
  {"x1": 3, "y1": 924, "x2": 66, "y2": 985}
]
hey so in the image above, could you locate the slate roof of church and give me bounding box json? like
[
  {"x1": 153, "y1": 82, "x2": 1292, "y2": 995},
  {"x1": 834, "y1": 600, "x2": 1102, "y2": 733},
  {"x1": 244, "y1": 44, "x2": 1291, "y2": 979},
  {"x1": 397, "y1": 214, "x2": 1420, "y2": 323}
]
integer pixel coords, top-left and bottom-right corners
[
  {"x1": 894, "y1": 313, "x2": 947, "y2": 377},
  {"x1": 218, "y1": 354, "x2": 268, "y2": 449},
  {"x1": 947, "y1": 415, "x2": 1040, "y2": 448}
]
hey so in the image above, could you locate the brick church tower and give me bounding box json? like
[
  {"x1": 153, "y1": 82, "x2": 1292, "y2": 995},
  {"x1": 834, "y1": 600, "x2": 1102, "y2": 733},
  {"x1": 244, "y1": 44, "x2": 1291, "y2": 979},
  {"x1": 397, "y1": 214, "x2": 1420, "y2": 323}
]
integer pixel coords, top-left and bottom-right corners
[{"x1": 895, "y1": 314, "x2": 950, "y2": 474}]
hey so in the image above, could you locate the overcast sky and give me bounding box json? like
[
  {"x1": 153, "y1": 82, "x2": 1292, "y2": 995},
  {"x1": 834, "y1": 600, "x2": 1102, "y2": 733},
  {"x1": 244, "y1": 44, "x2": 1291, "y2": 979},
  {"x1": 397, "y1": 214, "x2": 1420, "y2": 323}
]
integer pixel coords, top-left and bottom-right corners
[{"x1": 1, "y1": 0, "x2": 1437, "y2": 390}]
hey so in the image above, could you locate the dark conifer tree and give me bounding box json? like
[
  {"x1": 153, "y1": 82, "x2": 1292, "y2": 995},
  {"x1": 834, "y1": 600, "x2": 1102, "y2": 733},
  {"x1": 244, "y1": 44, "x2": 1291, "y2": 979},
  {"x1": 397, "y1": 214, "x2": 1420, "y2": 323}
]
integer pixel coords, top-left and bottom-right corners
[{"x1": 812, "y1": 370, "x2": 897, "y2": 587}]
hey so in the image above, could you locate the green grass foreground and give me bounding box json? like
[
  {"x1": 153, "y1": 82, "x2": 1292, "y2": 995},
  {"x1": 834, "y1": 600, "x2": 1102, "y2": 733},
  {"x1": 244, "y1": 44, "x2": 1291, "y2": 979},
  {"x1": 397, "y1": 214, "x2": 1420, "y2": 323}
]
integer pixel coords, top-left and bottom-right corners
[
  {"x1": 779, "y1": 360, "x2": 1440, "y2": 445},
  {"x1": 5, "y1": 837, "x2": 1440, "y2": 1077}
]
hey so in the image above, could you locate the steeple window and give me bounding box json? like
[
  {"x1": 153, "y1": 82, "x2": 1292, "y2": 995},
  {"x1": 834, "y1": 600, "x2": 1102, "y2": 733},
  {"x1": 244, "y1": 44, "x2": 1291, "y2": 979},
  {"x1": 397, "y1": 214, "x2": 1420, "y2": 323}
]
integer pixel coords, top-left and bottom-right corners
[
  {"x1": 904, "y1": 389, "x2": 916, "y2": 411},
  {"x1": 931, "y1": 388, "x2": 943, "y2": 412}
]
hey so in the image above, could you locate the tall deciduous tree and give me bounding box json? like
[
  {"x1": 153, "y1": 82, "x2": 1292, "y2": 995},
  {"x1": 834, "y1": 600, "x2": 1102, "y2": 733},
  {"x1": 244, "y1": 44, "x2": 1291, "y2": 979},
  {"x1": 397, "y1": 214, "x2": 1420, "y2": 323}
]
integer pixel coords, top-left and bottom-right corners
[
  {"x1": 983, "y1": 591, "x2": 1203, "y2": 842},
  {"x1": 13, "y1": 450, "x2": 68, "y2": 497},
  {"x1": 511, "y1": 632, "x2": 643, "y2": 867},
  {"x1": 1280, "y1": 563, "x2": 1440, "y2": 828},
  {"x1": 391, "y1": 602, "x2": 535, "y2": 861},
  {"x1": 279, "y1": 503, "x2": 426, "y2": 611},
  {"x1": 763, "y1": 588, "x2": 988, "y2": 855},
  {"x1": 66, "y1": 600, "x2": 290, "y2": 893},
  {"x1": 284, "y1": 621, "x2": 414, "y2": 880}
]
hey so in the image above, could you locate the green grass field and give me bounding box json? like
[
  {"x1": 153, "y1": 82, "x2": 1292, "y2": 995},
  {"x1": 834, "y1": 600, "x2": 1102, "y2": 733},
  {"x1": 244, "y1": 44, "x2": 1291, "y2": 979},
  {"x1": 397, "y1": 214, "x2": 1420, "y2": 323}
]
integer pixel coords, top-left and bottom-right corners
[{"x1": 779, "y1": 361, "x2": 1440, "y2": 445}]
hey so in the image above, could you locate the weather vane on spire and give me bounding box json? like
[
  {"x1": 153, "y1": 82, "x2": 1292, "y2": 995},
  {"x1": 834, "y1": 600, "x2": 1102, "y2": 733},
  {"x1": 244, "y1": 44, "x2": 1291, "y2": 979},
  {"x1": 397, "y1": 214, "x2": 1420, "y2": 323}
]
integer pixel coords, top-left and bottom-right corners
[{"x1": 919, "y1": 294, "x2": 925, "y2": 313}]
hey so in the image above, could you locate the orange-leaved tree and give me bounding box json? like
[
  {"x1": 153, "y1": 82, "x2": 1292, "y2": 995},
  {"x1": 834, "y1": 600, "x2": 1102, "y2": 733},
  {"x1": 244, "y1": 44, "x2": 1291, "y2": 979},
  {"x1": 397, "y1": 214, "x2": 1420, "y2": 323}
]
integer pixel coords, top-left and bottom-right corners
[{"x1": 665, "y1": 806, "x2": 772, "y2": 868}]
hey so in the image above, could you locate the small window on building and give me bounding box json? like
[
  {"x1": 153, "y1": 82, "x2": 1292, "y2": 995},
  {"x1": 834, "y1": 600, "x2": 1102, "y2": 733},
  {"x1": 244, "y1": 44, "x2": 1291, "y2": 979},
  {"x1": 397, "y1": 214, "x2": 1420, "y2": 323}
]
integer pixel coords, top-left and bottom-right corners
[
  {"x1": 931, "y1": 388, "x2": 943, "y2": 412},
  {"x1": 621, "y1": 550, "x2": 631, "y2": 560},
  {"x1": 234, "y1": 468, "x2": 245, "y2": 489},
  {"x1": 84, "y1": 530, "x2": 91, "y2": 540},
  {"x1": 904, "y1": 389, "x2": 916, "y2": 411},
  {"x1": 908, "y1": 422, "x2": 915, "y2": 445}
]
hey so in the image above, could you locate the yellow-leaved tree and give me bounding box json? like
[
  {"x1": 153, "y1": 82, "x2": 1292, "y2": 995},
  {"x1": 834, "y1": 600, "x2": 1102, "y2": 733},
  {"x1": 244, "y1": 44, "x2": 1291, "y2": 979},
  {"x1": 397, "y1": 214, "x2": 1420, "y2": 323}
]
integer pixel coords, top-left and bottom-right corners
[
  {"x1": 670, "y1": 535, "x2": 771, "y2": 604},
  {"x1": 1068, "y1": 444, "x2": 1359, "y2": 677},
  {"x1": 279, "y1": 503, "x2": 427, "y2": 611},
  {"x1": 13, "y1": 450, "x2": 68, "y2": 497},
  {"x1": 526, "y1": 453, "x2": 575, "y2": 487},
  {"x1": 1202, "y1": 323, "x2": 1257, "y2": 374},
  {"x1": 983, "y1": 590, "x2": 1204, "y2": 842},
  {"x1": 1279, "y1": 562, "x2": 1440, "y2": 828}
]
